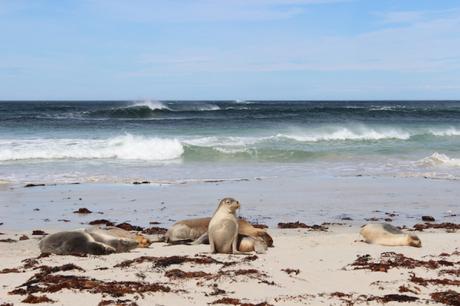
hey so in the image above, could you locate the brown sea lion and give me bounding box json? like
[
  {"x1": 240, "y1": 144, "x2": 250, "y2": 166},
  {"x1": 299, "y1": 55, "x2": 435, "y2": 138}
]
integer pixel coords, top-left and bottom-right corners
[{"x1": 165, "y1": 217, "x2": 273, "y2": 247}]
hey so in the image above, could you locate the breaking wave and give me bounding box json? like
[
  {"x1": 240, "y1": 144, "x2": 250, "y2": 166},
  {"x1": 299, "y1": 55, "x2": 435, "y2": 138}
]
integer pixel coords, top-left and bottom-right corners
[
  {"x1": 417, "y1": 152, "x2": 460, "y2": 167},
  {"x1": 0, "y1": 135, "x2": 184, "y2": 161}
]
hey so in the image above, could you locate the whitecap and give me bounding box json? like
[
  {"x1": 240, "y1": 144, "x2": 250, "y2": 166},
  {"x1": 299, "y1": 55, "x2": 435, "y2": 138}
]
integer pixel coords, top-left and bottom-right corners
[
  {"x1": 0, "y1": 134, "x2": 184, "y2": 161},
  {"x1": 274, "y1": 127, "x2": 410, "y2": 142},
  {"x1": 131, "y1": 100, "x2": 170, "y2": 111},
  {"x1": 417, "y1": 152, "x2": 460, "y2": 167}
]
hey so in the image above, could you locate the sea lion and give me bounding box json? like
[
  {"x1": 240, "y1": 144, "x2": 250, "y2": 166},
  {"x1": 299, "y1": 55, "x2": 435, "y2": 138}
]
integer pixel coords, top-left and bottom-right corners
[
  {"x1": 165, "y1": 217, "x2": 273, "y2": 247},
  {"x1": 208, "y1": 197, "x2": 240, "y2": 254},
  {"x1": 360, "y1": 223, "x2": 422, "y2": 247},
  {"x1": 39, "y1": 227, "x2": 140, "y2": 255},
  {"x1": 86, "y1": 226, "x2": 152, "y2": 248},
  {"x1": 238, "y1": 236, "x2": 268, "y2": 254}
]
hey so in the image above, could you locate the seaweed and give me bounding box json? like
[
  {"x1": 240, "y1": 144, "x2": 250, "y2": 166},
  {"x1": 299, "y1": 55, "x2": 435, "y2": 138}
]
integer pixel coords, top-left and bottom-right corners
[
  {"x1": 11, "y1": 274, "x2": 171, "y2": 297},
  {"x1": 115, "y1": 223, "x2": 143, "y2": 232},
  {"x1": 277, "y1": 222, "x2": 328, "y2": 231},
  {"x1": 89, "y1": 219, "x2": 114, "y2": 226},
  {"x1": 409, "y1": 273, "x2": 460, "y2": 287},
  {"x1": 98, "y1": 299, "x2": 139, "y2": 306},
  {"x1": 73, "y1": 208, "x2": 92, "y2": 214},
  {"x1": 210, "y1": 298, "x2": 273, "y2": 306},
  {"x1": 430, "y1": 290, "x2": 460, "y2": 306},
  {"x1": 281, "y1": 268, "x2": 300, "y2": 275},
  {"x1": 0, "y1": 238, "x2": 16, "y2": 243},
  {"x1": 164, "y1": 269, "x2": 212, "y2": 279},
  {"x1": 22, "y1": 294, "x2": 55, "y2": 304},
  {"x1": 349, "y1": 252, "x2": 456, "y2": 272},
  {"x1": 413, "y1": 223, "x2": 460, "y2": 231}
]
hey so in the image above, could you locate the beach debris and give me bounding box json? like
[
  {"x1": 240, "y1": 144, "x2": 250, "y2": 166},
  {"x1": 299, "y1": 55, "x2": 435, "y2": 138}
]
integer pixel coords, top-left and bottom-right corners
[
  {"x1": 366, "y1": 294, "x2": 419, "y2": 303},
  {"x1": 210, "y1": 298, "x2": 273, "y2": 305},
  {"x1": 24, "y1": 184, "x2": 46, "y2": 188},
  {"x1": 11, "y1": 274, "x2": 171, "y2": 297},
  {"x1": 116, "y1": 222, "x2": 143, "y2": 231},
  {"x1": 422, "y1": 216, "x2": 436, "y2": 222},
  {"x1": 32, "y1": 230, "x2": 47, "y2": 236},
  {"x1": 409, "y1": 273, "x2": 460, "y2": 287},
  {"x1": 398, "y1": 285, "x2": 420, "y2": 295},
  {"x1": 0, "y1": 268, "x2": 21, "y2": 274},
  {"x1": 89, "y1": 219, "x2": 114, "y2": 226},
  {"x1": 73, "y1": 208, "x2": 92, "y2": 214},
  {"x1": 98, "y1": 299, "x2": 139, "y2": 306},
  {"x1": 19, "y1": 235, "x2": 29, "y2": 240},
  {"x1": 0, "y1": 238, "x2": 17, "y2": 243},
  {"x1": 277, "y1": 221, "x2": 328, "y2": 231},
  {"x1": 132, "y1": 181, "x2": 150, "y2": 185},
  {"x1": 115, "y1": 255, "x2": 220, "y2": 268},
  {"x1": 430, "y1": 290, "x2": 460, "y2": 306},
  {"x1": 57, "y1": 219, "x2": 70, "y2": 223},
  {"x1": 141, "y1": 226, "x2": 167, "y2": 235},
  {"x1": 164, "y1": 269, "x2": 212, "y2": 279},
  {"x1": 413, "y1": 222, "x2": 460, "y2": 232},
  {"x1": 281, "y1": 268, "x2": 300, "y2": 275},
  {"x1": 348, "y1": 252, "x2": 455, "y2": 272},
  {"x1": 22, "y1": 294, "x2": 55, "y2": 304}
]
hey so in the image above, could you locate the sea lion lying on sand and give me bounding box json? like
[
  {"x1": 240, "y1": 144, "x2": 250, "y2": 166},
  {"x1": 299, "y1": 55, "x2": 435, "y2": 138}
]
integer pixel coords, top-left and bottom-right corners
[
  {"x1": 208, "y1": 197, "x2": 241, "y2": 254},
  {"x1": 165, "y1": 218, "x2": 273, "y2": 247},
  {"x1": 360, "y1": 223, "x2": 422, "y2": 247},
  {"x1": 39, "y1": 227, "x2": 150, "y2": 255}
]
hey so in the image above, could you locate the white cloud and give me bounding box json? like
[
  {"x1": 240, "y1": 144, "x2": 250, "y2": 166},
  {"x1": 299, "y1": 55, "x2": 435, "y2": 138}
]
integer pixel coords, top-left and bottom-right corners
[{"x1": 126, "y1": 8, "x2": 460, "y2": 76}]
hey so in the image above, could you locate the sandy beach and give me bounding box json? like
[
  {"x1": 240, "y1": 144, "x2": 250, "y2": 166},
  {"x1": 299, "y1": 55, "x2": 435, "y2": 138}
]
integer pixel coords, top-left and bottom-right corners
[
  {"x1": 1, "y1": 177, "x2": 459, "y2": 305},
  {"x1": 1, "y1": 225, "x2": 459, "y2": 305}
]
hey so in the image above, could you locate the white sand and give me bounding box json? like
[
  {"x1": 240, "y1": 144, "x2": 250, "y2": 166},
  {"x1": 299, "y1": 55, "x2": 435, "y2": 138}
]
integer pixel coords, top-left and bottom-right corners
[{"x1": 1, "y1": 226, "x2": 459, "y2": 305}]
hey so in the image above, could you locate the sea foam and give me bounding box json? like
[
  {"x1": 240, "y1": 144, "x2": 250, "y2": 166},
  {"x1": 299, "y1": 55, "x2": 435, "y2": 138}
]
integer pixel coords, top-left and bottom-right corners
[
  {"x1": 0, "y1": 134, "x2": 184, "y2": 161},
  {"x1": 418, "y1": 152, "x2": 460, "y2": 167}
]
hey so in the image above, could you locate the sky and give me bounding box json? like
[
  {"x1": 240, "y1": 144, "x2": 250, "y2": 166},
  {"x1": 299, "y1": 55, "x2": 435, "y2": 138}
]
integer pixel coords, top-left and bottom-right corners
[{"x1": 1, "y1": 0, "x2": 460, "y2": 100}]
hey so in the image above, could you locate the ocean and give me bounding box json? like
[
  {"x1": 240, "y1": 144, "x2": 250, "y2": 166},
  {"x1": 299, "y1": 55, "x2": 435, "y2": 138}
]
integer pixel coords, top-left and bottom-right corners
[{"x1": 1, "y1": 100, "x2": 460, "y2": 184}]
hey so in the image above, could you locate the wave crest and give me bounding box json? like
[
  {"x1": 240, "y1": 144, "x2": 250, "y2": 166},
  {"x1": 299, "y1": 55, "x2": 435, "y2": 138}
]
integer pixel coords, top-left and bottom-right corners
[
  {"x1": 417, "y1": 152, "x2": 460, "y2": 167},
  {"x1": 275, "y1": 128, "x2": 410, "y2": 142},
  {"x1": 0, "y1": 134, "x2": 184, "y2": 161}
]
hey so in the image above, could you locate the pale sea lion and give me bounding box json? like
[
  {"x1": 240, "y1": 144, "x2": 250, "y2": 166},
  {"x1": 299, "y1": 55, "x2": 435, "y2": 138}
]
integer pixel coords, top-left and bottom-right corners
[
  {"x1": 238, "y1": 236, "x2": 268, "y2": 254},
  {"x1": 166, "y1": 217, "x2": 273, "y2": 247},
  {"x1": 208, "y1": 197, "x2": 240, "y2": 254},
  {"x1": 89, "y1": 226, "x2": 152, "y2": 248},
  {"x1": 360, "y1": 223, "x2": 422, "y2": 247},
  {"x1": 39, "y1": 227, "x2": 140, "y2": 255}
]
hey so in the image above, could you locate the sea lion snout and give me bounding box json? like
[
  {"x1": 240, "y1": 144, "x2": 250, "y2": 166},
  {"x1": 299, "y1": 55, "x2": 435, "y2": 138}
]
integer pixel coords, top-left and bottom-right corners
[{"x1": 220, "y1": 197, "x2": 240, "y2": 212}]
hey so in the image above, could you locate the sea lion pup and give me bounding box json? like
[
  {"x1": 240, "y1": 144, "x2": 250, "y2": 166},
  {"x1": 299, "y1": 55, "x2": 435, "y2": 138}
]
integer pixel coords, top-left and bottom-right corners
[
  {"x1": 208, "y1": 197, "x2": 241, "y2": 254},
  {"x1": 39, "y1": 228, "x2": 139, "y2": 255},
  {"x1": 238, "y1": 236, "x2": 268, "y2": 254},
  {"x1": 166, "y1": 218, "x2": 273, "y2": 247},
  {"x1": 360, "y1": 223, "x2": 422, "y2": 247}
]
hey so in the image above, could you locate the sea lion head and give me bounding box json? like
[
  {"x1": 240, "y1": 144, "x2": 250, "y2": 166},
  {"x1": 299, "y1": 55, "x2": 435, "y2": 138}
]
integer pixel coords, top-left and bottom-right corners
[
  {"x1": 135, "y1": 235, "x2": 152, "y2": 248},
  {"x1": 407, "y1": 234, "x2": 422, "y2": 248},
  {"x1": 217, "y1": 197, "x2": 240, "y2": 214}
]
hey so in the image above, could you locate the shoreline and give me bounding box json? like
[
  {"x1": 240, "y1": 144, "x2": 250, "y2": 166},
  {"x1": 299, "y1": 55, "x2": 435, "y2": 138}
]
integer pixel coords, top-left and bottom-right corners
[{"x1": 1, "y1": 175, "x2": 459, "y2": 231}]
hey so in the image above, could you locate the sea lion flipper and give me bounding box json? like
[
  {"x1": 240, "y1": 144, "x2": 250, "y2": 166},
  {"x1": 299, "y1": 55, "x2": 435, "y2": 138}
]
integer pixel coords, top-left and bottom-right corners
[{"x1": 191, "y1": 232, "x2": 209, "y2": 245}]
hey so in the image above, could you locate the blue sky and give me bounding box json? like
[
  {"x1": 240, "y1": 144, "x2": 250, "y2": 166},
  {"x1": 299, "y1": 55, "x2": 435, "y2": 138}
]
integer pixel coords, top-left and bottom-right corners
[{"x1": 1, "y1": 0, "x2": 460, "y2": 100}]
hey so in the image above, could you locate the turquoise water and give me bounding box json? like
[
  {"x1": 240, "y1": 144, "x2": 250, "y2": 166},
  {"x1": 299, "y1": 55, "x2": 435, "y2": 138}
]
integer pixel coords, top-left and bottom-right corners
[{"x1": 1, "y1": 100, "x2": 460, "y2": 183}]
